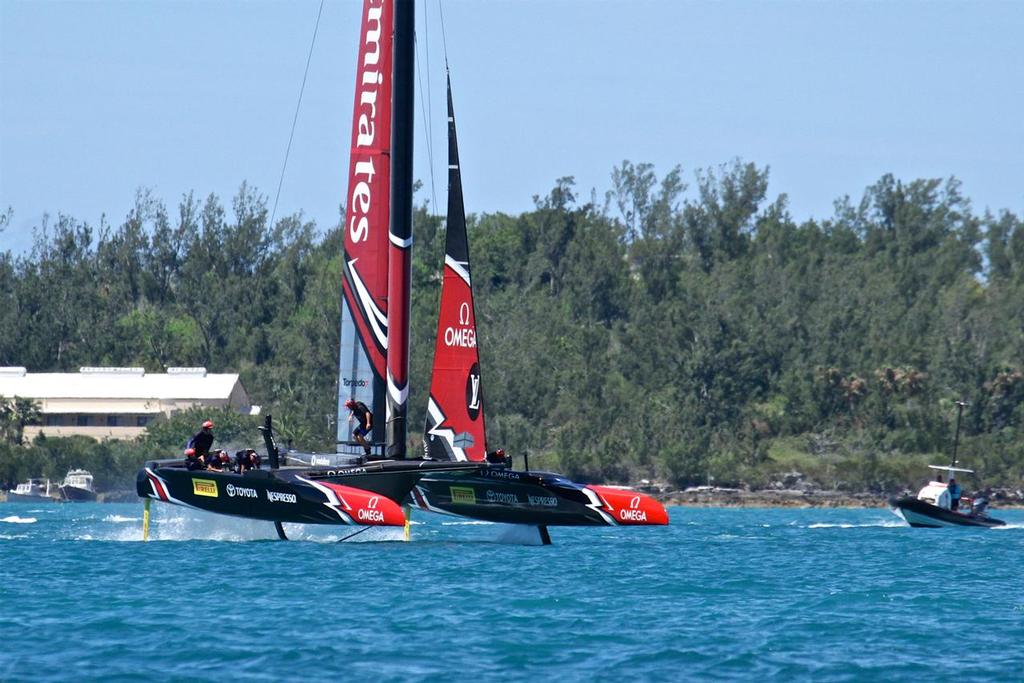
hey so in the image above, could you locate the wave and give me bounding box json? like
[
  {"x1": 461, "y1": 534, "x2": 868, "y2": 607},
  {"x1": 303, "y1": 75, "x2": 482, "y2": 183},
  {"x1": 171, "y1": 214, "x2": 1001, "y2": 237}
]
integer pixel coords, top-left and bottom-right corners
[
  {"x1": 1, "y1": 515, "x2": 37, "y2": 524},
  {"x1": 103, "y1": 515, "x2": 141, "y2": 523},
  {"x1": 84, "y1": 506, "x2": 409, "y2": 543},
  {"x1": 808, "y1": 521, "x2": 905, "y2": 528}
]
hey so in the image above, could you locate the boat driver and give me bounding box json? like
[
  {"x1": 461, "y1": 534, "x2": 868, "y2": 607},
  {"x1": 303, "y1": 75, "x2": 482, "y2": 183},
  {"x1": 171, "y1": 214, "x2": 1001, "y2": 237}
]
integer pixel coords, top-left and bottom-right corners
[{"x1": 948, "y1": 478, "x2": 962, "y2": 511}]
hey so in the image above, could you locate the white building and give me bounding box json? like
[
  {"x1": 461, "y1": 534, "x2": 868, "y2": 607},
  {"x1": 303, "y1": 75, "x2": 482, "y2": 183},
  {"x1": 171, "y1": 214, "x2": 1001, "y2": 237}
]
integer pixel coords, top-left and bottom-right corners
[{"x1": 0, "y1": 366, "x2": 255, "y2": 441}]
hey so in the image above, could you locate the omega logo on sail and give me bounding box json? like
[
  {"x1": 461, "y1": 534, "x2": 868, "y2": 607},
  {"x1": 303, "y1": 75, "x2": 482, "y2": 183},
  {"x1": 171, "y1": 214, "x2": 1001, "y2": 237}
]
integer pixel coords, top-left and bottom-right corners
[
  {"x1": 349, "y1": 1, "x2": 385, "y2": 244},
  {"x1": 444, "y1": 302, "x2": 476, "y2": 348}
]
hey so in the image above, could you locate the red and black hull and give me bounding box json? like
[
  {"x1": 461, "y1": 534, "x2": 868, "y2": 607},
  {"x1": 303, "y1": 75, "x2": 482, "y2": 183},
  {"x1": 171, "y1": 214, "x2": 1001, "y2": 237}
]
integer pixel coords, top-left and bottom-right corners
[
  {"x1": 410, "y1": 467, "x2": 669, "y2": 527},
  {"x1": 137, "y1": 459, "x2": 479, "y2": 527}
]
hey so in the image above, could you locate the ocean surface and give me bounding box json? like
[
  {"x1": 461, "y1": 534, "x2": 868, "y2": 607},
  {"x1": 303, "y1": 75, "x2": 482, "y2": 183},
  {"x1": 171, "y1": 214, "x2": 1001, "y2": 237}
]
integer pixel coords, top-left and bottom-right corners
[{"x1": 2, "y1": 503, "x2": 1022, "y2": 681}]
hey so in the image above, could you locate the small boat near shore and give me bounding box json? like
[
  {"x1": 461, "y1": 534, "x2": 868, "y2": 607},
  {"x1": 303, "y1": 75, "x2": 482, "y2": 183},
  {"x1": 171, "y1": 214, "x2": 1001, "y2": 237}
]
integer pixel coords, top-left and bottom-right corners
[
  {"x1": 889, "y1": 465, "x2": 1005, "y2": 528},
  {"x1": 890, "y1": 402, "x2": 1005, "y2": 528},
  {"x1": 59, "y1": 469, "x2": 97, "y2": 502},
  {"x1": 5, "y1": 478, "x2": 57, "y2": 503}
]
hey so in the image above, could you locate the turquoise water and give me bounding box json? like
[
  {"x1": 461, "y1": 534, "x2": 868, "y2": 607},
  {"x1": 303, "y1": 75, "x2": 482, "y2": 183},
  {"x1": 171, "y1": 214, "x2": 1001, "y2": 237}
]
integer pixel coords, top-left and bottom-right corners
[{"x1": 2, "y1": 503, "x2": 1022, "y2": 681}]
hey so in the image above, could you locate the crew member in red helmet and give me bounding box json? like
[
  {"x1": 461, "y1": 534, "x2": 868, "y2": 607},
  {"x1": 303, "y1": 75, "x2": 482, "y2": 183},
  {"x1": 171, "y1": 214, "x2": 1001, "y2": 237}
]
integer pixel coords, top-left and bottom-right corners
[{"x1": 187, "y1": 420, "x2": 215, "y2": 459}]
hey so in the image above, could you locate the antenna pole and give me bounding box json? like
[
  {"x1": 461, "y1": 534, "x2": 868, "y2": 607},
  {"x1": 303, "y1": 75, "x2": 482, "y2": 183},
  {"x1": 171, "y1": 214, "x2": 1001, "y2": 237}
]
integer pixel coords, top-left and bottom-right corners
[{"x1": 951, "y1": 400, "x2": 966, "y2": 468}]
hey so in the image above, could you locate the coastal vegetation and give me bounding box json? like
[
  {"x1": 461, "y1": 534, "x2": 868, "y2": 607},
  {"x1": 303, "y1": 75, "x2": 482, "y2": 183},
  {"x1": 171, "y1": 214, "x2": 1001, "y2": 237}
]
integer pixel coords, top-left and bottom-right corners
[{"x1": 1, "y1": 162, "x2": 1022, "y2": 493}]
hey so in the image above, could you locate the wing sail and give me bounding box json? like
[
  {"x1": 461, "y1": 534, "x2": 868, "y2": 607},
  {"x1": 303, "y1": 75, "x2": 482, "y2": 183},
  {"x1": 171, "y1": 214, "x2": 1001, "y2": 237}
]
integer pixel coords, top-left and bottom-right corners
[{"x1": 337, "y1": 0, "x2": 394, "y2": 452}]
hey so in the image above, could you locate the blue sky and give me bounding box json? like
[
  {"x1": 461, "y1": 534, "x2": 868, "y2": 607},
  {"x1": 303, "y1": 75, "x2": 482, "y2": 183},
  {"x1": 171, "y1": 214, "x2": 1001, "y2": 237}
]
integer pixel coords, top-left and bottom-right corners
[{"x1": 2, "y1": 0, "x2": 1022, "y2": 254}]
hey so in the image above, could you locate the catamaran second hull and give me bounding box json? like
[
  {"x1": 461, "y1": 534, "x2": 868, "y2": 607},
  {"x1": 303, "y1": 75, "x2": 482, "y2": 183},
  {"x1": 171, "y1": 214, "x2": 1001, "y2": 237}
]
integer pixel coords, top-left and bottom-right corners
[
  {"x1": 137, "y1": 459, "x2": 480, "y2": 527},
  {"x1": 410, "y1": 468, "x2": 669, "y2": 527},
  {"x1": 890, "y1": 496, "x2": 1006, "y2": 528}
]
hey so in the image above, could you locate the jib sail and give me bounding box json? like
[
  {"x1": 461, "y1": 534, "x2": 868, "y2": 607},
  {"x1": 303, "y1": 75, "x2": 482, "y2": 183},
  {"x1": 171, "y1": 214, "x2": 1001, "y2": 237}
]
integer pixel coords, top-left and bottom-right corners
[
  {"x1": 337, "y1": 0, "x2": 394, "y2": 452},
  {"x1": 423, "y1": 75, "x2": 487, "y2": 462}
]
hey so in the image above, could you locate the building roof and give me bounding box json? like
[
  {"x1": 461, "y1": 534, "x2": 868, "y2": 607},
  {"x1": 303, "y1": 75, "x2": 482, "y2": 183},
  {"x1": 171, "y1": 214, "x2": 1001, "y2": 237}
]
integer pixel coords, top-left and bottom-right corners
[{"x1": 0, "y1": 367, "x2": 247, "y2": 401}]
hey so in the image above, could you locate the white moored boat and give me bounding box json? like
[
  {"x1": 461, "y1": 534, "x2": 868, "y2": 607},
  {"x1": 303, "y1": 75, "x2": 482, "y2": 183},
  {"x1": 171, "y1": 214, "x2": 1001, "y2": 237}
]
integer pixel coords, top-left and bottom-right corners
[{"x1": 6, "y1": 478, "x2": 56, "y2": 503}]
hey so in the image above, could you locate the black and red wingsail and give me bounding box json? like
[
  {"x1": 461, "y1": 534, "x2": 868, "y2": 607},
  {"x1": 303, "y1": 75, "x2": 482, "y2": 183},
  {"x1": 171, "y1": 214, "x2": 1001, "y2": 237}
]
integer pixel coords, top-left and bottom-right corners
[
  {"x1": 423, "y1": 75, "x2": 487, "y2": 462},
  {"x1": 337, "y1": 0, "x2": 394, "y2": 451}
]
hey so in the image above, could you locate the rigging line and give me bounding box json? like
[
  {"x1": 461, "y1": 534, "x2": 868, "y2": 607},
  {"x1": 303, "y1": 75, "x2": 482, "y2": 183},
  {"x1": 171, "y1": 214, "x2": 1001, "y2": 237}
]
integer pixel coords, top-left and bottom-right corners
[
  {"x1": 415, "y1": 11, "x2": 438, "y2": 214},
  {"x1": 422, "y1": 0, "x2": 436, "y2": 213},
  {"x1": 270, "y1": 0, "x2": 326, "y2": 232},
  {"x1": 437, "y1": 0, "x2": 449, "y2": 67}
]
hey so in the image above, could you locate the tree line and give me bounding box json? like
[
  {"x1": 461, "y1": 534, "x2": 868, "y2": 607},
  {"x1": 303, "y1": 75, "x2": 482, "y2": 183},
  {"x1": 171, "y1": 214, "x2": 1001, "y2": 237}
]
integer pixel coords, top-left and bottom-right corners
[{"x1": 1, "y1": 162, "x2": 1022, "y2": 493}]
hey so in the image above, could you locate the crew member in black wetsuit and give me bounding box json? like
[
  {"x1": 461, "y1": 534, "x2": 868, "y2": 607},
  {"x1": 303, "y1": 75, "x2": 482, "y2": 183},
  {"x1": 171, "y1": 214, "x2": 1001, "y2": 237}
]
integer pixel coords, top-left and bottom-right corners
[
  {"x1": 187, "y1": 420, "x2": 215, "y2": 459},
  {"x1": 344, "y1": 399, "x2": 373, "y2": 456},
  {"x1": 206, "y1": 450, "x2": 225, "y2": 472},
  {"x1": 235, "y1": 449, "x2": 260, "y2": 473}
]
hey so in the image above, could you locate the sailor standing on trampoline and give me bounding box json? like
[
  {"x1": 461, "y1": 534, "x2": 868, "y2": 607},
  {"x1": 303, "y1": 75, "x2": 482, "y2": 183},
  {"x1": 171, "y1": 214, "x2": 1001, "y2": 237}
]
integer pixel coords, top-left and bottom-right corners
[{"x1": 344, "y1": 399, "x2": 373, "y2": 456}]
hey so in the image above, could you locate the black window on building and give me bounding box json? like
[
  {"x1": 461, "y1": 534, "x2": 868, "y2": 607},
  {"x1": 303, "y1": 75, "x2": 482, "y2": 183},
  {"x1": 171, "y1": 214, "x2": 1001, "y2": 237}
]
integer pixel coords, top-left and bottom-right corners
[
  {"x1": 76, "y1": 415, "x2": 90, "y2": 427},
  {"x1": 107, "y1": 415, "x2": 119, "y2": 427},
  {"x1": 136, "y1": 416, "x2": 150, "y2": 427}
]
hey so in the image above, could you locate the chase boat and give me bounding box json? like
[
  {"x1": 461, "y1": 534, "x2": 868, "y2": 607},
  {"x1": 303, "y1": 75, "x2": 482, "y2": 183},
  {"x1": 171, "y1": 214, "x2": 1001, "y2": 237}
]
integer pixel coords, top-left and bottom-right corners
[
  {"x1": 890, "y1": 402, "x2": 1006, "y2": 528},
  {"x1": 890, "y1": 465, "x2": 1005, "y2": 528}
]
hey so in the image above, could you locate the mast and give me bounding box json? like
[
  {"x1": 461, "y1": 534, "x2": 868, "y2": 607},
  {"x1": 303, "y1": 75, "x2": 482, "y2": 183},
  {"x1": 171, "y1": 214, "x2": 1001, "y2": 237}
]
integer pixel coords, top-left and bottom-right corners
[
  {"x1": 385, "y1": 0, "x2": 414, "y2": 458},
  {"x1": 337, "y1": 0, "x2": 395, "y2": 454},
  {"x1": 951, "y1": 400, "x2": 966, "y2": 468}
]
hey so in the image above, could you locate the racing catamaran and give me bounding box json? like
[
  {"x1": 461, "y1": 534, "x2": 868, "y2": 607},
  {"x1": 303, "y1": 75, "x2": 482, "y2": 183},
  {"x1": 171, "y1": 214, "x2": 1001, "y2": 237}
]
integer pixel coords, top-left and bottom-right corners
[
  {"x1": 137, "y1": 0, "x2": 478, "y2": 538},
  {"x1": 138, "y1": 0, "x2": 668, "y2": 543},
  {"x1": 408, "y1": 76, "x2": 669, "y2": 541}
]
